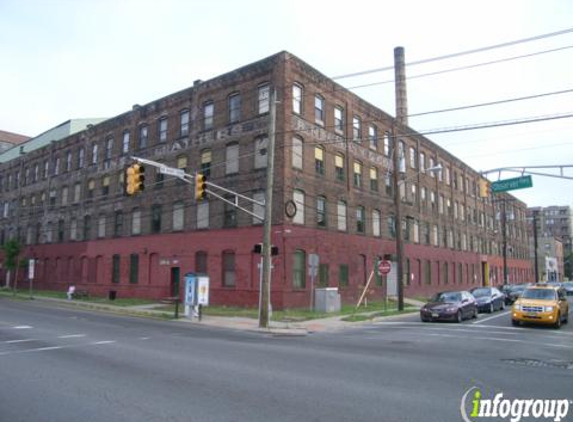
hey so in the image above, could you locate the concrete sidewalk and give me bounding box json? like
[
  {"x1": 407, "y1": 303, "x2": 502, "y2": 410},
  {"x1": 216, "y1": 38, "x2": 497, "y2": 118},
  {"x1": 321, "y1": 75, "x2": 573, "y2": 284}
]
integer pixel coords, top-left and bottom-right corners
[{"x1": 11, "y1": 295, "x2": 424, "y2": 336}]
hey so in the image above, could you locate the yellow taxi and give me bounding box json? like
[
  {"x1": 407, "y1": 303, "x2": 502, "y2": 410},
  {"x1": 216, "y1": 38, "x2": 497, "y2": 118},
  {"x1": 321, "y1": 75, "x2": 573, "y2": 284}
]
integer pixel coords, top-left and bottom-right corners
[{"x1": 511, "y1": 284, "x2": 569, "y2": 328}]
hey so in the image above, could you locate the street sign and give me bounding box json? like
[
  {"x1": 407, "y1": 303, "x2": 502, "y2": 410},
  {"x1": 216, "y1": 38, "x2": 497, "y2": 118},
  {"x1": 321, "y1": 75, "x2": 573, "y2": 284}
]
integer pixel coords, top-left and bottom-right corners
[
  {"x1": 159, "y1": 167, "x2": 185, "y2": 177},
  {"x1": 491, "y1": 176, "x2": 532, "y2": 193},
  {"x1": 378, "y1": 260, "x2": 392, "y2": 275}
]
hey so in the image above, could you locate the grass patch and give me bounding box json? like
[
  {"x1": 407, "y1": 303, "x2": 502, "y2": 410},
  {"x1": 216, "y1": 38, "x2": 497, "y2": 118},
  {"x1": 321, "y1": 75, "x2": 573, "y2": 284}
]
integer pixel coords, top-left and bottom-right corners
[{"x1": 341, "y1": 307, "x2": 418, "y2": 322}]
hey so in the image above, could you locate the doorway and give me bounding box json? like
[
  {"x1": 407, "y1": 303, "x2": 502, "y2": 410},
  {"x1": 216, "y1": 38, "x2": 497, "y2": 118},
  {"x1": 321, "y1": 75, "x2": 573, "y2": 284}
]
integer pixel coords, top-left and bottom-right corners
[{"x1": 170, "y1": 267, "x2": 180, "y2": 297}]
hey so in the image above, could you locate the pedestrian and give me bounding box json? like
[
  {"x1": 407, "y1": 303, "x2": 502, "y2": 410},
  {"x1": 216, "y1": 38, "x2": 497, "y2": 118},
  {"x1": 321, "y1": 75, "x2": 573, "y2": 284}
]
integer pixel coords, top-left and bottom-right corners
[{"x1": 67, "y1": 285, "x2": 76, "y2": 300}]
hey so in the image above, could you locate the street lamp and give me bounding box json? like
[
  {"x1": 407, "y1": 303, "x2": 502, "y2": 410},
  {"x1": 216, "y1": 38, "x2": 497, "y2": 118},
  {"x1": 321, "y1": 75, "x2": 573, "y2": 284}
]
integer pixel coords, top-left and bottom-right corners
[{"x1": 392, "y1": 151, "x2": 442, "y2": 311}]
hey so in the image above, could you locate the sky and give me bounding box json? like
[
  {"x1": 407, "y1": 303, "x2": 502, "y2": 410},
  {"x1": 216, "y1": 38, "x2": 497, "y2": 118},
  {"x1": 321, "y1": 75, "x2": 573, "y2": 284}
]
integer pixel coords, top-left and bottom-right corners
[{"x1": 1, "y1": 0, "x2": 572, "y2": 208}]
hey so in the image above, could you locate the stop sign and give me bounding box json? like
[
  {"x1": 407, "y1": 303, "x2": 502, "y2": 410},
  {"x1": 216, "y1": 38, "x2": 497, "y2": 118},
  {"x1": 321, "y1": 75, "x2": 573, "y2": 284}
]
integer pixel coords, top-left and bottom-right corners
[{"x1": 378, "y1": 260, "x2": 392, "y2": 275}]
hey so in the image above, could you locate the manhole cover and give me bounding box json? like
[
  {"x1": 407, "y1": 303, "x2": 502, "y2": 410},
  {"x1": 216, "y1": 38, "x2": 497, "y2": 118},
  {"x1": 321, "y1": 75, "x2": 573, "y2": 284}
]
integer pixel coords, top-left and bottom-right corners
[{"x1": 502, "y1": 358, "x2": 573, "y2": 370}]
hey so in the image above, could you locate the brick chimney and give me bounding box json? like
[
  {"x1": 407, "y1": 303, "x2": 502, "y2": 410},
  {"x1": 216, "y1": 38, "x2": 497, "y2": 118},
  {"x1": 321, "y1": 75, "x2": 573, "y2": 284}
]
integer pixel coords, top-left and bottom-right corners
[{"x1": 394, "y1": 46, "x2": 408, "y2": 126}]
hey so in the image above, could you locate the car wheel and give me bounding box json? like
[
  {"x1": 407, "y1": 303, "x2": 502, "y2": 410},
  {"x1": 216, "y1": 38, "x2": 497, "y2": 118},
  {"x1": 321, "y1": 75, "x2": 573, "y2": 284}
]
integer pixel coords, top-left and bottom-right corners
[
  {"x1": 456, "y1": 310, "x2": 463, "y2": 323},
  {"x1": 420, "y1": 316, "x2": 429, "y2": 323},
  {"x1": 554, "y1": 313, "x2": 562, "y2": 329},
  {"x1": 563, "y1": 311, "x2": 569, "y2": 324},
  {"x1": 512, "y1": 319, "x2": 520, "y2": 327}
]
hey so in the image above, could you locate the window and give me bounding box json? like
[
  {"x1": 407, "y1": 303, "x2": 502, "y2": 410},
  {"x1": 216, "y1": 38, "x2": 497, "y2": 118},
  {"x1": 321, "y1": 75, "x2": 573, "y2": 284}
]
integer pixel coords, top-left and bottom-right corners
[
  {"x1": 368, "y1": 125, "x2": 378, "y2": 150},
  {"x1": 372, "y1": 209, "x2": 381, "y2": 237},
  {"x1": 229, "y1": 93, "x2": 241, "y2": 123},
  {"x1": 112, "y1": 255, "x2": 120, "y2": 284},
  {"x1": 252, "y1": 191, "x2": 265, "y2": 225},
  {"x1": 319, "y1": 264, "x2": 329, "y2": 287},
  {"x1": 203, "y1": 102, "x2": 214, "y2": 131},
  {"x1": 57, "y1": 220, "x2": 65, "y2": 242},
  {"x1": 180, "y1": 110, "x2": 189, "y2": 136},
  {"x1": 352, "y1": 116, "x2": 361, "y2": 142},
  {"x1": 197, "y1": 202, "x2": 209, "y2": 229},
  {"x1": 442, "y1": 262, "x2": 449, "y2": 285},
  {"x1": 223, "y1": 197, "x2": 237, "y2": 228},
  {"x1": 73, "y1": 182, "x2": 81, "y2": 203},
  {"x1": 293, "y1": 250, "x2": 306, "y2": 289},
  {"x1": 122, "y1": 131, "x2": 130, "y2": 154},
  {"x1": 98, "y1": 215, "x2": 106, "y2": 238},
  {"x1": 132, "y1": 208, "x2": 141, "y2": 235},
  {"x1": 254, "y1": 136, "x2": 268, "y2": 169},
  {"x1": 424, "y1": 261, "x2": 431, "y2": 285},
  {"x1": 151, "y1": 204, "x2": 162, "y2": 233},
  {"x1": 339, "y1": 264, "x2": 349, "y2": 287},
  {"x1": 87, "y1": 179, "x2": 95, "y2": 200},
  {"x1": 172, "y1": 202, "x2": 184, "y2": 231},
  {"x1": 316, "y1": 196, "x2": 326, "y2": 227},
  {"x1": 445, "y1": 166, "x2": 451, "y2": 185},
  {"x1": 404, "y1": 258, "x2": 411, "y2": 286},
  {"x1": 385, "y1": 173, "x2": 392, "y2": 196},
  {"x1": 429, "y1": 158, "x2": 436, "y2": 177},
  {"x1": 409, "y1": 147, "x2": 416, "y2": 169},
  {"x1": 383, "y1": 132, "x2": 390, "y2": 156},
  {"x1": 102, "y1": 176, "x2": 110, "y2": 196},
  {"x1": 49, "y1": 189, "x2": 56, "y2": 206},
  {"x1": 292, "y1": 84, "x2": 302, "y2": 114},
  {"x1": 353, "y1": 161, "x2": 363, "y2": 188},
  {"x1": 335, "y1": 153, "x2": 345, "y2": 181},
  {"x1": 226, "y1": 143, "x2": 239, "y2": 175},
  {"x1": 176, "y1": 155, "x2": 187, "y2": 174},
  {"x1": 114, "y1": 211, "x2": 123, "y2": 237},
  {"x1": 66, "y1": 151, "x2": 72, "y2": 172},
  {"x1": 77, "y1": 148, "x2": 85, "y2": 169},
  {"x1": 314, "y1": 146, "x2": 325, "y2": 175},
  {"x1": 370, "y1": 167, "x2": 378, "y2": 191},
  {"x1": 356, "y1": 206, "x2": 365, "y2": 233},
  {"x1": 423, "y1": 222, "x2": 430, "y2": 244},
  {"x1": 158, "y1": 117, "x2": 168, "y2": 142},
  {"x1": 398, "y1": 141, "x2": 406, "y2": 172},
  {"x1": 387, "y1": 215, "x2": 396, "y2": 238},
  {"x1": 222, "y1": 251, "x2": 236, "y2": 287},
  {"x1": 258, "y1": 84, "x2": 270, "y2": 114},
  {"x1": 70, "y1": 219, "x2": 77, "y2": 241},
  {"x1": 334, "y1": 106, "x2": 343, "y2": 132},
  {"x1": 201, "y1": 149, "x2": 211, "y2": 176},
  {"x1": 83, "y1": 215, "x2": 92, "y2": 240},
  {"x1": 412, "y1": 219, "x2": 420, "y2": 243},
  {"x1": 105, "y1": 138, "x2": 113, "y2": 160},
  {"x1": 420, "y1": 152, "x2": 426, "y2": 172},
  {"x1": 195, "y1": 251, "x2": 208, "y2": 273},
  {"x1": 129, "y1": 254, "x2": 139, "y2": 284},
  {"x1": 314, "y1": 95, "x2": 324, "y2": 125},
  {"x1": 293, "y1": 190, "x2": 305, "y2": 225},
  {"x1": 337, "y1": 200, "x2": 347, "y2": 231},
  {"x1": 292, "y1": 136, "x2": 303, "y2": 169},
  {"x1": 54, "y1": 157, "x2": 60, "y2": 175},
  {"x1": 138, "y1": 125, "x2": 148, "y2": 149},
  {"x1": 61, "y1": 186, "x2": 69, "y2": 206}
]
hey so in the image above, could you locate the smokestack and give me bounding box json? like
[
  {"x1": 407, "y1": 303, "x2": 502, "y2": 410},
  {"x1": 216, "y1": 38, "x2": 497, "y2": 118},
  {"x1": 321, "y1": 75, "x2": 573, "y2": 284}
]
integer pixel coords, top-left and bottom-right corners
[{"x1": 394, "y1": 46, "x2": 408, "y2": 126}]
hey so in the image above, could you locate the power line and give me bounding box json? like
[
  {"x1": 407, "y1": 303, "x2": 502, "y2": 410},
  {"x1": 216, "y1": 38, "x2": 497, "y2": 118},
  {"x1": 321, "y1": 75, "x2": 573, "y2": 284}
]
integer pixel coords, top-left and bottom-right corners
[{"x1": 332, "y1": 27, "x2": 573, "y2": 79}]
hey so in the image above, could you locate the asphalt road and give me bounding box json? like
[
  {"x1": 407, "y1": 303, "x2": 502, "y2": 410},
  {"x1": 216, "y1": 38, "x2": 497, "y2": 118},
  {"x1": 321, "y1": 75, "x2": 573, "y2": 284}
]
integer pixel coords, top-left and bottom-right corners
[{"x1": 1, "y1": 297, "x2": 572, "y2": 422}]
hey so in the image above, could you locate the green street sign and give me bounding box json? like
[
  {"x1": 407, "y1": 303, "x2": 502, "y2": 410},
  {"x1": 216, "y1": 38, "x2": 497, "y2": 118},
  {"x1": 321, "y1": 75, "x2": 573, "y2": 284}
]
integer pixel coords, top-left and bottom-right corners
[{"x1": 491, "y1": 175, "x2": 533, "y2": 193}]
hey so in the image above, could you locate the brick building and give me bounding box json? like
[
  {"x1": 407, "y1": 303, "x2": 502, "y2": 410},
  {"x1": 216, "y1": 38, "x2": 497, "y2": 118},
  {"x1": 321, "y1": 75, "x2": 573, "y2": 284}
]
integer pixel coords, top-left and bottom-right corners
[{"x1": 0, "y1": 51, "x2": 533, "y2": 307}]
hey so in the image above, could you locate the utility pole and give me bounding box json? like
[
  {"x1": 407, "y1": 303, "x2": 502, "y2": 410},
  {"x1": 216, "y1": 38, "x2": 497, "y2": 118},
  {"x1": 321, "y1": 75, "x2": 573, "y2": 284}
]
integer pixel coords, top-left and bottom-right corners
[
  {"x1": 502, "y1": 198, "x2": 508, "y2": 285},
  {"x1": 260, "y1": 88, "x2": 276, "y2": 328},
  {"x1": 533, "y1": 211, "x2": 540, "y2": 282},
  {"x1": 392, "y1": 130, "x2": 405, "y2": 311}
]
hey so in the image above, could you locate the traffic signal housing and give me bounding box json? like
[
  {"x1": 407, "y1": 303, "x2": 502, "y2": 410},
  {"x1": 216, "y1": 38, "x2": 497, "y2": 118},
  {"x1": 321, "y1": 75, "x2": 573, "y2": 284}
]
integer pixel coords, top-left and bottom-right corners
[
  {"x1": 125, "y1": 163, "x2": 145, "y2": 195},
  {"x1": 478, "y1": 179, "x2": 490, "y2": 198},
  {"x1": 195, "y1": 173, "x2": 207, "y2": 200}
]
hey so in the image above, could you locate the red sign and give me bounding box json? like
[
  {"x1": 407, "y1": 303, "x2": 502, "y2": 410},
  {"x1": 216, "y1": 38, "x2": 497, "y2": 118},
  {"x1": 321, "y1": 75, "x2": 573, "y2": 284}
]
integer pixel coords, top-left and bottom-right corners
[{"x1": 378, "y1": 260, "x2": 392, "y2": 275}]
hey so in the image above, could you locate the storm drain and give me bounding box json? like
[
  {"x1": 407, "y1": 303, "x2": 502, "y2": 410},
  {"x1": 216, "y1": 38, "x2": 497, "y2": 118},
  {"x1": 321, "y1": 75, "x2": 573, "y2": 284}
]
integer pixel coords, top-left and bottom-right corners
[{"x1": 502, "y1": 358, "x2": 573, "y2": 370}]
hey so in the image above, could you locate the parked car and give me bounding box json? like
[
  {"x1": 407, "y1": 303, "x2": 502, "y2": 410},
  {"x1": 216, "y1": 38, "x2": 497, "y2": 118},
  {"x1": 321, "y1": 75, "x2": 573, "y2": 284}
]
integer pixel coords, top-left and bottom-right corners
[
  {"x1": 512, "y1": 284, "x2": 570, "y2": 328},
  {"x1": 562, "y1": 281, "x2": 573, "y2": 296},
  {"x1": 470, "y1": 287, "x2": 506, "y2": 313},
  {"x1": 500, "y1": 284, "x2": 528, "y2": 304},
  {"x1": 420, "y1": 291, "x2": 478, "y2": 323}
]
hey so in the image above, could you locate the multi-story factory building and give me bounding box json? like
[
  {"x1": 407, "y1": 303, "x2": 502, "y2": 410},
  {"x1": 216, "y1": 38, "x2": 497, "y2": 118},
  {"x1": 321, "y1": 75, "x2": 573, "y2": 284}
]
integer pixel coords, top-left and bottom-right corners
[{"x1": 0, "y1": 52, "x2": 533, "y2": 307}]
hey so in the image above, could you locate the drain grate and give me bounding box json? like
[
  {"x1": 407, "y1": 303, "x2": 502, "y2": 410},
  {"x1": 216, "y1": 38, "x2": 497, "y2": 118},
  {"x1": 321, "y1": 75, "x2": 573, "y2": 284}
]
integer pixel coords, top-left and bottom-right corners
[{"x1": 502, "y1": 358, "x2": 573, "y2": 370}]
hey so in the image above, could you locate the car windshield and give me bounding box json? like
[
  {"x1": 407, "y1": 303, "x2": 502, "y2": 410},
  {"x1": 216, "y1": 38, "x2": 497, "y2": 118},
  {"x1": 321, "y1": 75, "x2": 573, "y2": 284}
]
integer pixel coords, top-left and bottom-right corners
[
  {"x1": 471, "y1": 288, "x2": 491, "y2": 298},
  {"x1": 562, "y1": 282, "x2": 573, "y2": 287},
  {"x1": 520, "y1": 289, "x2": 557, "y2": 300},
  {"x1": 431, "y1": 292, "x2": 461, "y2": 303}
]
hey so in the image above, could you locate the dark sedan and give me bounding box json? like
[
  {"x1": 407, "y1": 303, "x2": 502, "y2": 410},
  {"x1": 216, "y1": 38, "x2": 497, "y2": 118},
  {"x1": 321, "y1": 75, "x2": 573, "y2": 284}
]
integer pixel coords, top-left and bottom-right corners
[
  {"x1": 500, "y1": 284, "x2": 527, "y2": 304},
  {"x1": 562, "y1": 282, "x2": 573, "y2": 296},
  {"x1": 470, "y1": 287, "x2": 506, "y2": 313},
  {"x1": 420, "y1": 291, "x2": 478, "y2": 323}
]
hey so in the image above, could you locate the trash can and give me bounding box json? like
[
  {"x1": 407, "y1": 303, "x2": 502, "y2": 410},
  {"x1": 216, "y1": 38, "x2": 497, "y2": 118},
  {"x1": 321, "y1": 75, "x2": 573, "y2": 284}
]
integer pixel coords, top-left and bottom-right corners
[
  {"x1": 108, "y1": 290, "x2": 117, "y2": 301},
  {"x1": 314, "y1": 287, "x2": 341, "y2": 313}
]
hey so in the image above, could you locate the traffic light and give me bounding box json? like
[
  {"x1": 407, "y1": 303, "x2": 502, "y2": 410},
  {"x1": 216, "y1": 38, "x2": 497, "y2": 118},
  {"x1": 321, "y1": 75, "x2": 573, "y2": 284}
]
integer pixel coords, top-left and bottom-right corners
[
  {"x1": 195, "y1": 173, "x2": 207, "y2": 200},
  {"x1": 478, "y1": 179, "x2": 489, "y2": 198},
  {"x1": 125, "y1": 163, "x2": 145, "y2": 195}
]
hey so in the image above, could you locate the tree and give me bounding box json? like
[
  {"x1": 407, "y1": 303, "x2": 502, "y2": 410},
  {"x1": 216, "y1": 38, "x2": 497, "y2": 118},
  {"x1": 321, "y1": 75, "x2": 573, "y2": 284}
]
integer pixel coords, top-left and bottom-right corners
[{"x1": 2, "y1": 239, "x2": 21, "y2": 290}]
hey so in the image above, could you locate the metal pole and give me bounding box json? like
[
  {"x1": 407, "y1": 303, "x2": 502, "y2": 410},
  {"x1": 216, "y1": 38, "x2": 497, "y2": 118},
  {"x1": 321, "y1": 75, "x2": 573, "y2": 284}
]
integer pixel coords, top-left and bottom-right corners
[
  {"x1": 392, "y1": 130, "x2": 405, "y2": 311},
  {"x1": 502, "y1": 199, "x2": 508, "y2": 285},
  {"x1": 259, "y1": 88, "x2": 276, "y2": 328},
  {"x1": 533, "y1": 211, "x2": 540, "y2": 282}
]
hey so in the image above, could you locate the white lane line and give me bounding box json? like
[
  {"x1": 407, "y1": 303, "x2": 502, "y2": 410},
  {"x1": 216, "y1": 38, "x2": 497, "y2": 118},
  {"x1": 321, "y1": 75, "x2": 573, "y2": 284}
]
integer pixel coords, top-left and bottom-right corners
[
  {"x1": 472, "y1": 310, "x2": 512, "y2": 324},
  {"x1": 0, "y1": 340, "x2": 117, "y2": 356},
  {"x1": 91, "y1": 340, "x2": 116, "y2": 345},
  {"x1": 423, "y1": 332, "x2": 570, "y2": 349},
  {"x1": 58, "y1": 334, "x2": 87, "y2": 339},
  {"x1": 5, "y1": 338, "x2": 38, "y2": 344},
  {"x1": 139, "y1": 337, "x2": 150, "y2": 340},
  {"x1": 12, "y1": 325, "x2": 33, "y2": 329}
]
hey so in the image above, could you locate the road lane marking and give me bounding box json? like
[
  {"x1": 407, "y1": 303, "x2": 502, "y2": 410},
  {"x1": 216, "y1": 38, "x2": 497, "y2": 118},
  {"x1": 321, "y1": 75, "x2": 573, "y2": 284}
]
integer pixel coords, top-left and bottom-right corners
[
  {"x1": 422, "y1": 332, "x2": 570, "y2": 348},
  {"x1": 12, "y1": 325, "x2": 33, "y2": 329},
  {"x1": 91, "y1": 340, "x2": 116, "y2": 345},
  {"x1": 58, "y1": 334, "x2": 87, "y2": 339},
  {"x1": 5, "y1": 338, "x2": 38, "y2": 344},
  {"x1": 472, "y1": 310, "x2": 512, "y2": 324},
  {"x1": 0, "y1": 340, "x2": 117, "y2": 356}
]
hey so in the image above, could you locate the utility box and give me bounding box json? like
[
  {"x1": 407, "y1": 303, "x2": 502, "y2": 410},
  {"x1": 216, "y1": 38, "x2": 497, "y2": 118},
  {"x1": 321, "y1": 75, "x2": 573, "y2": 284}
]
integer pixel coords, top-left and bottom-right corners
[{"x1": 314, "y1": 287, "x2": 341, "y2": 313}]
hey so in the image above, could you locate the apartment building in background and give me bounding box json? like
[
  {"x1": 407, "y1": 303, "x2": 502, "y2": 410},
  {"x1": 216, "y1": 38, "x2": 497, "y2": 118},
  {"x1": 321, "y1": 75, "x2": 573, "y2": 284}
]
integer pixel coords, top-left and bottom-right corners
[{"x1": 0, "y1": 52, "x2": 533, "y2": 307}]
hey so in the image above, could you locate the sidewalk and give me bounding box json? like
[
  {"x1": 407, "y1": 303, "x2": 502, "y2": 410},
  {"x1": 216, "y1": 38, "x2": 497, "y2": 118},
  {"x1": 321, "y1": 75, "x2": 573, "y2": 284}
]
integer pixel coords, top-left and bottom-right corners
[{"x1": 10, "y1": 295, "x2": 424, "y2": 336}]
